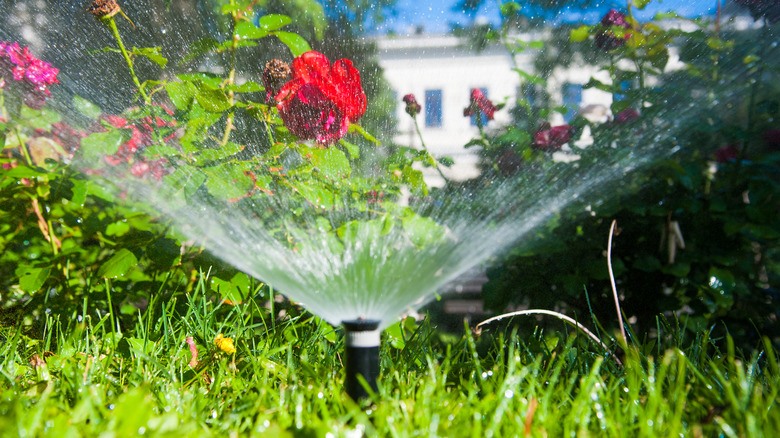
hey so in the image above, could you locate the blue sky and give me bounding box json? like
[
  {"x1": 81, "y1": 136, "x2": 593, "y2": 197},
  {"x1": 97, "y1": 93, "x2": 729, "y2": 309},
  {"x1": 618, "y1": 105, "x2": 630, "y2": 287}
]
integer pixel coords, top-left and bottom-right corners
[{"x1": 374, "y1": 0, "x2": 720, "y2": 34}]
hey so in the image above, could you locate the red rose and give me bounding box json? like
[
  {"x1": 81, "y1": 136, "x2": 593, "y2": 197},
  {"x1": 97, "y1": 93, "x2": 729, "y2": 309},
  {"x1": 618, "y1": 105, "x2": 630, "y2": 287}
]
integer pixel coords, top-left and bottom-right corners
[
  {"x1": 275, "y1": 51, "x2": 367, "y2": 144},
  {"x1": 463, "y1": 88, "x2": 498, "y2": 121},
  {"x1": 533, "y1": 124, "x2": 573, "y2": 151}
]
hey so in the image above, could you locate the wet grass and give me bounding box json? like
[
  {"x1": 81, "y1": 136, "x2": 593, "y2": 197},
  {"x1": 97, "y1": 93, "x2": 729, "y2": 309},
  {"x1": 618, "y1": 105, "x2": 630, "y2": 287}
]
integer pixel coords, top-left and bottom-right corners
[{"x1": 1, "y1": 274, "x2": 778, "y2": 437}]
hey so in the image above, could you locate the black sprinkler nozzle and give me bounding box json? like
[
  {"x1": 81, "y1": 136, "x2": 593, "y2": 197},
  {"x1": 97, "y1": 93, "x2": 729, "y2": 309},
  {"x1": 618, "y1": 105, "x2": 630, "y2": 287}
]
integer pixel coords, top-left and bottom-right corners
[{"x1": 342, "y1": 319, "x2": 381, "y2": 400}]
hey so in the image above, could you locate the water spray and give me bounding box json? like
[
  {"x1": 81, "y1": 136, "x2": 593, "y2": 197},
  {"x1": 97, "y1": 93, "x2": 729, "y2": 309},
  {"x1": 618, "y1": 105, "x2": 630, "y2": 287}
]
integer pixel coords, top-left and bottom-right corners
[{"x1": 342, "y1": 319, "x2": 381, "y2": 400}]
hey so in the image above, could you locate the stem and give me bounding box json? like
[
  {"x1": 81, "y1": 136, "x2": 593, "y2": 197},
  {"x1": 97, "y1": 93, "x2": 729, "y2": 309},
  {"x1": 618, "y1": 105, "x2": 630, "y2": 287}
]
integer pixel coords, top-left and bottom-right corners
[
  {"x1": 16, "y1": 128, "x2": 34, "y2": 167},
  {"x1": 106, "y1": 17, "x2": 150, "y2": 105},
  {"x1": 412, "y1": 117, "x2": 449, "y2": 183},
  {"x1": 736, "y1": 18, "x2": 768, "y2": 171},
  {"x1": 220, "y1": 5, "x2": 240, "y2": 146}
]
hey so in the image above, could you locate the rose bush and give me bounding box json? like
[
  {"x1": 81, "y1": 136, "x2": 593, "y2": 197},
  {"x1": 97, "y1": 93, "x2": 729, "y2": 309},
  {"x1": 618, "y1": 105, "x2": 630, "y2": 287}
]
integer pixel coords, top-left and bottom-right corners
[{"x1": 275, "y1": 51, "x2": 367, "y2": 144}]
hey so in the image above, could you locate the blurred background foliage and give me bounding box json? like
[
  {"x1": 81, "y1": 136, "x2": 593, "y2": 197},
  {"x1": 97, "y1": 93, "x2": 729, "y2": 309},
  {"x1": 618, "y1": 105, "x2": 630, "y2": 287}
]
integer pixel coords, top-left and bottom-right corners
[{"x1": 1, "y1": 0, "x2": 778, "y2": 354}]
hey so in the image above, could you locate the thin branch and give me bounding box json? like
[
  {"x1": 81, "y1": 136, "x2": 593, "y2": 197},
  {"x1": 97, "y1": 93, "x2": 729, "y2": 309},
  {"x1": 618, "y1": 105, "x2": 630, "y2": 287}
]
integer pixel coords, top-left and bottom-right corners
[{"x1": 476, "y1": 309, "x2": 621, "y2": 365}]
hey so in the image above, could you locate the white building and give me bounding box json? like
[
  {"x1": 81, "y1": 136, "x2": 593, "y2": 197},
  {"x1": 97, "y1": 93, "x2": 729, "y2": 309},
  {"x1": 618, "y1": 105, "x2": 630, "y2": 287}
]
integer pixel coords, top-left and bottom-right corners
[{"x1": 375, "y1": 32, "x2": 614, "y2": 185}]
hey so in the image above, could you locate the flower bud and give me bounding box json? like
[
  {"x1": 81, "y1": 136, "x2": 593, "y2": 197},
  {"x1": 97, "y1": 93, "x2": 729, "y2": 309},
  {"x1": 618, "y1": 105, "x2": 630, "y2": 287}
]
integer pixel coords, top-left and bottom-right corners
[
  {"x1": 262, "y1": 59, "x2": 291, "y2": 103},
  {"x1": 89, "y1": 0, "x2": 122, "y2": 19},
  {"x1": 595, "y1": 9, "x2": 633, "y2": 50},
  {"x1": 403, "y1": 93, "x2": 421, "y2": 117}
]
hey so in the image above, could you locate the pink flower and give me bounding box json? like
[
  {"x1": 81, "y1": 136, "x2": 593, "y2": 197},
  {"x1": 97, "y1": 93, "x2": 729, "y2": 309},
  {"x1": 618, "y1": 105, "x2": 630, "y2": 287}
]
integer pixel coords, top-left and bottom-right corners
[
  {"x1": 275, "y1": 51, "x2": 367, "y2": 144},
  {"x1": 463, "y1": 88, "x2": 498, "y2": 121},
  {"x1": 596, "y1": 9, "x2": 633, "y2": 50},
  {"x1": 533, "y1": 124, "x2": 573, "y2": 151},
  {"x1": 0, "y1": 41, "x2": 59, "y2": 109}
]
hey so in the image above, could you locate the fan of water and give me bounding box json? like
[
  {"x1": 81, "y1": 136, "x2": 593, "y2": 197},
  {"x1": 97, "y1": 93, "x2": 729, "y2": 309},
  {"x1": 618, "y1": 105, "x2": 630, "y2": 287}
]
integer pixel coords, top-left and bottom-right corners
[{"x1": 1, "y1": 1, "x2": 721, "y2": 330}]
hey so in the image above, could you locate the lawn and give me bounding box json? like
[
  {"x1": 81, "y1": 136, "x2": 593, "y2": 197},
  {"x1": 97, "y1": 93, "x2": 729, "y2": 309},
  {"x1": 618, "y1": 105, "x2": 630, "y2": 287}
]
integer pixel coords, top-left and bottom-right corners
[{"x1": 2, "y1": 273, "x2": 778, "y2": 437}]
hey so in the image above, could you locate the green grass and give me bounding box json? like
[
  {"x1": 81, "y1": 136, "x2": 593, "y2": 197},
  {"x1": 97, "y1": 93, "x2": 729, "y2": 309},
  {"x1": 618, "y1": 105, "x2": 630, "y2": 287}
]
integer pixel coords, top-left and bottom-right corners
[{"x1": 1, "y1": 274, "x2": 778, "y2": 437}]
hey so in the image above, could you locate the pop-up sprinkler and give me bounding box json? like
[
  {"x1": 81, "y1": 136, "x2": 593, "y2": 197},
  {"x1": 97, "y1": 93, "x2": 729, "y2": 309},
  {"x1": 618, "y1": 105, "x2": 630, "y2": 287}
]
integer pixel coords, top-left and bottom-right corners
[{"x1": 342, "y1": 319, "x2": 381, "y2": 400}]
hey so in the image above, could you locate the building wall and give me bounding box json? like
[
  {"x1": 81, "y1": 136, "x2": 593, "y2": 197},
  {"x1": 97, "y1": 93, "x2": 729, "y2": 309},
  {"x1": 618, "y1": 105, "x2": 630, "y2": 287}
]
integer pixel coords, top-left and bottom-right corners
[{"x1": 375, "y1": 33, "x2": 613, "y2": 185}]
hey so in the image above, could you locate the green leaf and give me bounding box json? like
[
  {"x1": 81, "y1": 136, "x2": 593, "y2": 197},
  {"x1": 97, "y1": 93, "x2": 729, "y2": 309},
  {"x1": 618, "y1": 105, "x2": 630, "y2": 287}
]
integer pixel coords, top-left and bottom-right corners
[
  {"x1": 654, "y1": 11, "x2": 683, "y2": 20},
  {"x1": 339, "y1": 139, "x2": 360, "y2": 159},
  {"x1": 258, "y1": 14, "x2": 292, "y2": 32},
  {"x1": 98, "y1": 249, "x2": 138, "y2": 278},
  {"x1": 1, "y1": 165, "x2": 47, "y2": 178},
  {"x1": 402, "y1": 211, "x2": 445, "y2": 247},
  {"x1": 195, "y1": 89, "x2": 232, "y2": 113},
  {"x1": 497, "y1": 127, "x2": 531, "y2": 147},
  {"x1": 79, "y1": 129, "x2": 128, "y2": 162},
  {"x1": 165, "y1": 81, "x2": 198, "y2": 111},
  {"x1": 70, "y1": 178, "x2": 88, "y2": 206},
  {"x1": 133, "y1": 46, "x2": 168, "y2": 67},
  {"x1": 570, "y1": 25, "x2": 591, "y2": 43},
  {"x1": 211, "y1": 272, "x2": 252, "y2": 304},
  {"x1": 294, "y1": 182, "x2": 338, "y2": 209},
  {"x1": 229, "y1": 81, "x2": 263, "y2": 93},
  {"x1": 105, "y1": 220, "x2": 131, "y2": 237},
  {"x1": 162, "y1": 165, "x2": 206, "y2": 199},
  {"x1": 16, "y1": 265, "x2": 51, "y2": 293},
  {"x1": 311, "y1": 147, "x2": 350, "y2": 179},
  {"x1": 181, "y1": 38, "x2": 220, "y2": 64},
  {"x1": 513, "y1": 69, "x2": 546, "y2": 86},
  {"x1": 633, "y1": 0, "x2": 652, "y2": 10},
  {"x1": 402, "y1": 166, "x2": 427, "y2": 196},
  {"x1": 235, "y1": 21, "x2": 268, "y2": 40},
  {"x1": 203, "y1": 163, "x2": 254, "y2": 199},
  {"x1": 197, "y1": 142, "x2": 244, "y2": 161},
  {"x1": 73, "y1": 95, "x2": 102, "y2": 119},
  {"x1": 273, "y1": 31, "x2": 311, "y2": 57}
]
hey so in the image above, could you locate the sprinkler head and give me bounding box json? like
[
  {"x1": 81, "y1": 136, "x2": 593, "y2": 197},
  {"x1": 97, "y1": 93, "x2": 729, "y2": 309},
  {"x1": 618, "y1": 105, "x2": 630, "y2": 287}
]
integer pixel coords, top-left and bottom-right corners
[{"x1": 342, "y1": 319, "x2": 381, "y2": 400}]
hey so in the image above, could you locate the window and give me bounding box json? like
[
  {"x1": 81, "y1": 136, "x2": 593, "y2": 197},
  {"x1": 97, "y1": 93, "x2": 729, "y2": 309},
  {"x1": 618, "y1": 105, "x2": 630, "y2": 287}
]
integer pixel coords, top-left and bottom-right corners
[
  {"x1": 425, "y1": 89, "x2": 442, "y2": 128},
  {"x1": 470, "y1": 87, "x2": 489, "y2": 127},
  {"x1": 562, "y1": 83, "x2": 583, "y2": 122},
  {"x1": 614, "y1": 80, "x2": 631, "y2": 102}
]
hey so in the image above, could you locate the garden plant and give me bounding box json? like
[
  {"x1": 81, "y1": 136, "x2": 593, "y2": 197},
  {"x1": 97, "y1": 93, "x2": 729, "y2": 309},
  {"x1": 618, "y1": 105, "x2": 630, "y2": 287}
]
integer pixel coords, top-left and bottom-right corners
[{"x1": 1, "y1": 0, "x2": 779, "y2": 436}]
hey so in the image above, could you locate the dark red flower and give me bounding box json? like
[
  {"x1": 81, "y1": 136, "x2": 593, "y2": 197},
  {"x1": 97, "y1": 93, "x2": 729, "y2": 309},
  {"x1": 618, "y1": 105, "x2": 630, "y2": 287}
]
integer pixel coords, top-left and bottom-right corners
[
  {"x1": 533, "y1": 124, "x2": 573, "y2": 151},
  {"x1": 763, "y1": 128, "x2": 780, "y2": 150},
  {"x1": 615, "y1": 108, "x2": 640, "y2": 124},
  {"x1": 596, "y1": 9, "x2": 633, "y2": 50},
  {"x1": 463, "y1": 88, "x2": 498, "y2": 121},
  {"x1": 714, "y1": 144, "x2": 740, "y2": 163},
  {"x1": 275, "y1": 51, "x2": 366, "y2": 144},
  {"x1": 403, "y1": 94, "x2": 421, "y2": 117},
  {"x1": 94, "y1": 107, "x2": 177, "y2": 181}
]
